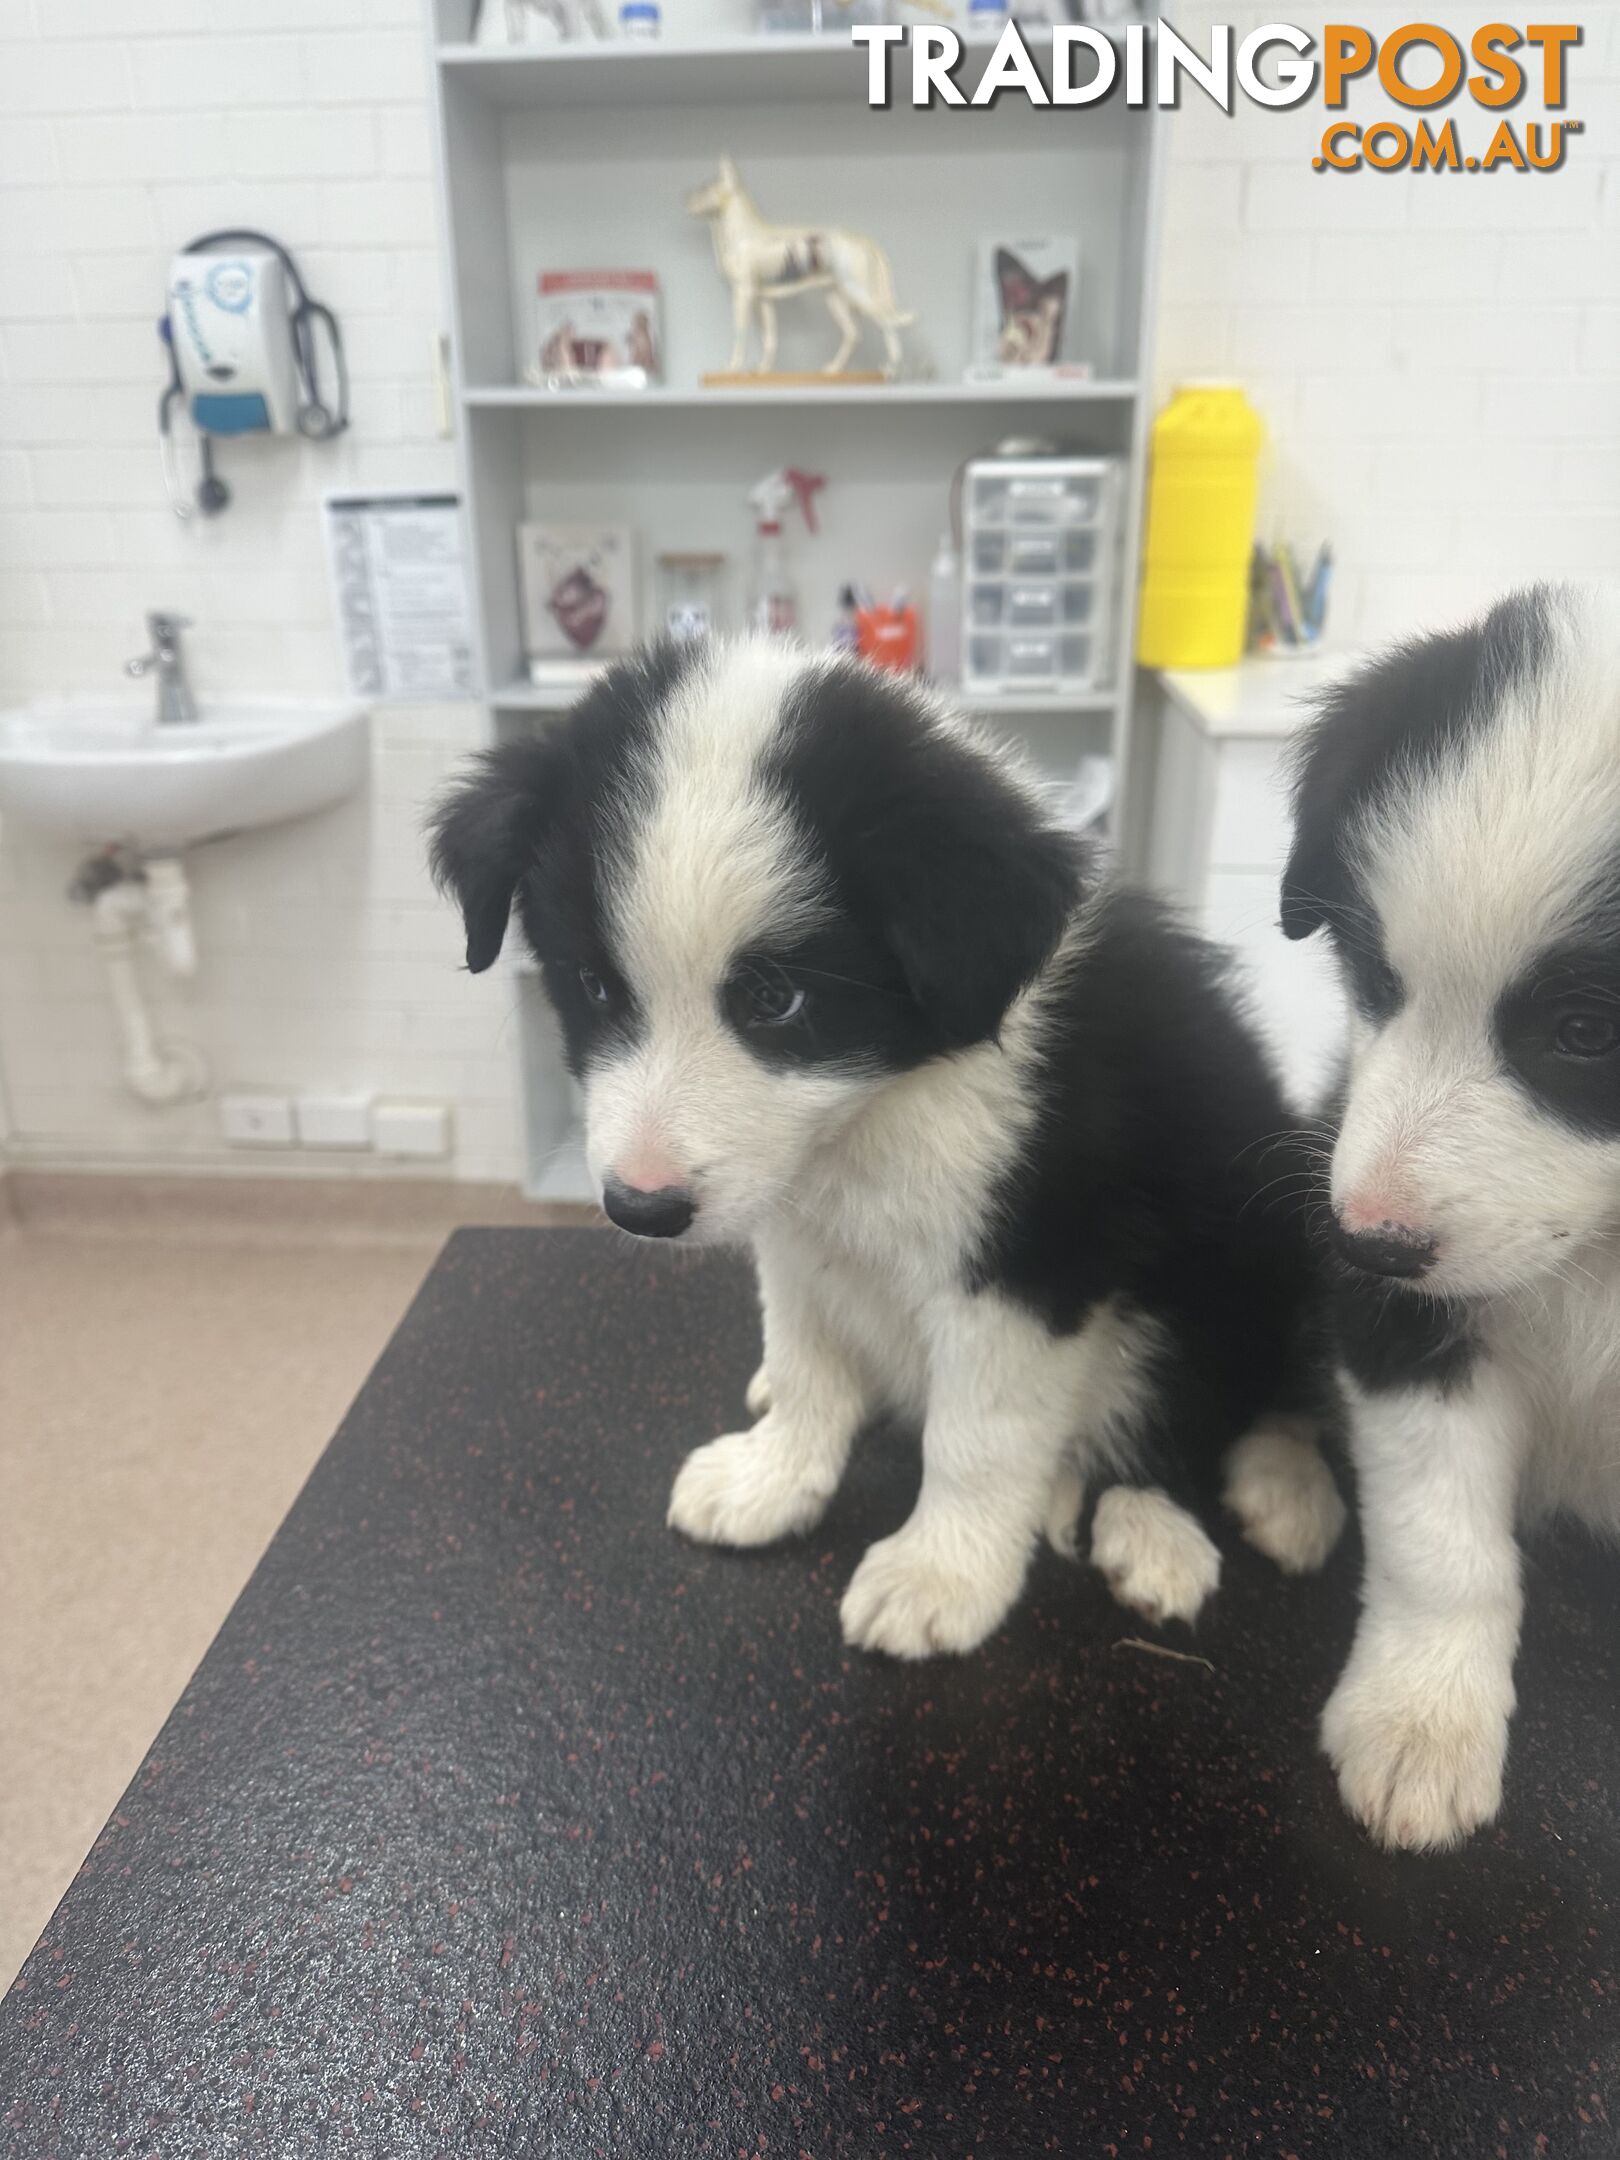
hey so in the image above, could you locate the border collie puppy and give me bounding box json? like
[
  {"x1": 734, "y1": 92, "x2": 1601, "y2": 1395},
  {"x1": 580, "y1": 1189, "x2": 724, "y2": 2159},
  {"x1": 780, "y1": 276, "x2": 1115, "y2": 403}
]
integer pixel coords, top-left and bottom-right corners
[
  {"x1": 1283, "y1": 585, "x2": 1620, "y2": 1849},
  {"x1": 432, "y1": 640, "x2": 1341, "y2": 1658}
]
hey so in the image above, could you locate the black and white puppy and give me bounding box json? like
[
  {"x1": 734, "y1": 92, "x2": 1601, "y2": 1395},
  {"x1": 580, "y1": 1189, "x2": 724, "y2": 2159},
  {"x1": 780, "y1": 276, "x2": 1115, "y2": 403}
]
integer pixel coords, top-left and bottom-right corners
[
  {"x1": 1284, "y1": 584, "x2": 1620, "y2": 1850},
  {"x1": 433, "y1": 639, "x2": 1342, "y2": 1658}
]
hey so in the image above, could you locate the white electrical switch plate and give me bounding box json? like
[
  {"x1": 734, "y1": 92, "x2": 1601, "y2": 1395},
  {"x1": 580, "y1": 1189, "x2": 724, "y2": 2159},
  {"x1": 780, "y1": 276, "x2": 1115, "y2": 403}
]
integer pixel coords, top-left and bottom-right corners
[
  {"x1": 220, "y1": 1092, "x2": 295, "y2": 1148},
  {"x1": 372, "y1": 1100, "x2": 451, "y2": 1159},
  {"x1": 294, "y1": 1092, "x2": 374, "y2": 1149}
]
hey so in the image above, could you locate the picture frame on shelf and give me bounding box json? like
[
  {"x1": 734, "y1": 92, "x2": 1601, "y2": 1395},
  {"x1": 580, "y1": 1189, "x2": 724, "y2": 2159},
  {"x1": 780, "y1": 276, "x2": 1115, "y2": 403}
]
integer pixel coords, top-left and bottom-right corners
[
  {"x1": 527, "y1": 270, "x2": 662, "y2": 392},
  {"x1": 971, "y1": 236, "x2": 1081, "y2": 371},
  {"x1": 517, "y1": 523, "x2": 639, "y2": 671}
]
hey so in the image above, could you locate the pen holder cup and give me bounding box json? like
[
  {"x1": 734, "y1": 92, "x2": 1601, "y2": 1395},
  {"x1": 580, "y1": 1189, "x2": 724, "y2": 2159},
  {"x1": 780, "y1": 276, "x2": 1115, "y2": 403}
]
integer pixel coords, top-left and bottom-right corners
[{"x1": 856, "y1": 605, "x2": 920, "y2": 673}]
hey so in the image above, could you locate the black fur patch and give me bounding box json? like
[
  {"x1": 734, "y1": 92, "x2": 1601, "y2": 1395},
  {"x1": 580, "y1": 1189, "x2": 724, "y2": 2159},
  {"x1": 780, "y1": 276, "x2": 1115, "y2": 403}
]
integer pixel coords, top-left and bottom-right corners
[
  {"x1": 1281, "y1": 585, "x2": 1559, "y2": 949},
  {"x1": 721, "y1": 923, "x2": 925, "y2": 1074},
  {"x1": 1340, "y1": 921, "x2": 1404, "y2": 1026},
  {"x1": 1330, "y1": 1273, "x2": 1479, "y2": 1396},
  {"x1": 428, "y1": 639, "x2": 688, "y2": 976},
  {"x1": 428, "y1": 641, "x2": 695, "y2": 1072},
  {"x1": 1495, "y1": 935, "x2": 1620, "y2": 1137},
  {"x1": 428, "y1": 730, "x2": 571, "y2": 975},
  {"x1": 769, "y1": 665, "x2": 1085, "y2": 1053},
  {"x1": 969, "y1": 888, "x2": 1329, "y2": 1504}
]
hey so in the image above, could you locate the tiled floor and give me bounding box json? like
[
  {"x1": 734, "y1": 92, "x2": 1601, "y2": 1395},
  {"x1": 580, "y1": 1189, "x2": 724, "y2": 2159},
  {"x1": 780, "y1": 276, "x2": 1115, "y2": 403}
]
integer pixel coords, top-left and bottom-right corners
[{"x1": 0, "y1": 1177, "x2": 592, "y2": 1990}]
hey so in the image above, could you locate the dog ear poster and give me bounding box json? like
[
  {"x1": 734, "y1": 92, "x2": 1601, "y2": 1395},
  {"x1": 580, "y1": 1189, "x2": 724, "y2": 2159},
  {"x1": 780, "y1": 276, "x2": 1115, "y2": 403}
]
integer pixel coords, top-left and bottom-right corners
[{"x1": 974, "y1": 236, "x2": 1080, "y2": 369}]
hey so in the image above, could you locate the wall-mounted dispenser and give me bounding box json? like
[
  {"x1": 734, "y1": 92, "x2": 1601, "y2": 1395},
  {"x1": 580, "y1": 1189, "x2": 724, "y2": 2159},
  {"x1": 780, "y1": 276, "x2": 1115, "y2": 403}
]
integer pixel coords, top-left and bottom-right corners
[{"x1": 157, "y1": 228, "x2": 349, "y2": 520}]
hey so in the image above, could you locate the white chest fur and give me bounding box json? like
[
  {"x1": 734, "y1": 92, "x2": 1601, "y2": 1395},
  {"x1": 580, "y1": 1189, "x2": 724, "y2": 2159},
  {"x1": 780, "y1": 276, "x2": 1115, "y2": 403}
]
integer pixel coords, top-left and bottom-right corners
[
  {"x1": 1489, "y1": 1246, "x2": 1620, "y2": 1534},
  {"x1": 762, "y1": 1027, "x2": 1040, "y2": 1419}
]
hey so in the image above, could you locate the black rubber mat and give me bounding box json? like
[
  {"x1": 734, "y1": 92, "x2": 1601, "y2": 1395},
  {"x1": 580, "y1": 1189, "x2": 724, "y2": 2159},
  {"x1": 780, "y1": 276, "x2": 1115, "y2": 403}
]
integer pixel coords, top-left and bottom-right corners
[{"x1": 3, "y1": 1227, "x2": 1616, "y2": 2157}]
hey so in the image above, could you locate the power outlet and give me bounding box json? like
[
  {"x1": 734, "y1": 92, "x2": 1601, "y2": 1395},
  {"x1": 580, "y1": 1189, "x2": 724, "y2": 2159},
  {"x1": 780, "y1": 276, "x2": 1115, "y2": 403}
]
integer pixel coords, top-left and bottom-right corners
[
  {"x1": 220, "y1": 1092, "x2": 295, "y2": 1148},
  {"x1": 294, "y1": 1092, "x2": 374, "y2": 1150},
  {"x1": 372, "y1": 1100, "x2": 451, "y2": 1159}
]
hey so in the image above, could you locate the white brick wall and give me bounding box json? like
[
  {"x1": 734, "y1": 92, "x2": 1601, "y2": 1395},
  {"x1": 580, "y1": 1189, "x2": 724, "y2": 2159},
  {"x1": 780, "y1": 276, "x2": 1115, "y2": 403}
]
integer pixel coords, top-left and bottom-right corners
[
  {"x1": 0, "y1": 0, "x2": 1615, "y2": 1180},
  {"x1": 1157, "y1": 1, "x2": 1620, "y2": 646},
  {"x1": 0, "y1": 0, "x2": 523, "y2": 1182}
]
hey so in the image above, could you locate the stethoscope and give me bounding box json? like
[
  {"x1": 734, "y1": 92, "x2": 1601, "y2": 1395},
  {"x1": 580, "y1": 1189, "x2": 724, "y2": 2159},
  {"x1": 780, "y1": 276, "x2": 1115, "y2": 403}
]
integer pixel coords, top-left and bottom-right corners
[{"x1": 159, "y1": 228, "x2": 350, "y2": 520}]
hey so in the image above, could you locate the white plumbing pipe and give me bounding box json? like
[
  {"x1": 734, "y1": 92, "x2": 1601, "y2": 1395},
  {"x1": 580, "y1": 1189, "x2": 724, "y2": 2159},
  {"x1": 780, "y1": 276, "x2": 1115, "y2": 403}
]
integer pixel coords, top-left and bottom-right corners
[
  {"x1": 90, "y1": 873, "x2": 208, "y2": 1106},
  {"x1": 143, "y1": 854, "x2": 198, "y2": 977}
]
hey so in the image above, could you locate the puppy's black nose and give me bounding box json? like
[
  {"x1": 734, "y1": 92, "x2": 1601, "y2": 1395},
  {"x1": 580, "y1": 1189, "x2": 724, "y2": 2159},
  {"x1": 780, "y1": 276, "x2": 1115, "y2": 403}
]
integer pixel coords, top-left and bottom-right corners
[
  {"x1": 602, "y1": 1181, "x2": 696, "y2": 1240},
  {"x1": 1331, "y1": 1218, "x2": 1437, "y2": 1279}
]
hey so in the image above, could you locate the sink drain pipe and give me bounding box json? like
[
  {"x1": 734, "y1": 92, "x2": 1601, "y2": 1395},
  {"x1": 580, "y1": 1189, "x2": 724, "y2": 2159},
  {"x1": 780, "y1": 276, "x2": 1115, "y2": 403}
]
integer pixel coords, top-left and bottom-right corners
[{"x1": 78, "y1": 852, "x2": 209, "y2": 1105}]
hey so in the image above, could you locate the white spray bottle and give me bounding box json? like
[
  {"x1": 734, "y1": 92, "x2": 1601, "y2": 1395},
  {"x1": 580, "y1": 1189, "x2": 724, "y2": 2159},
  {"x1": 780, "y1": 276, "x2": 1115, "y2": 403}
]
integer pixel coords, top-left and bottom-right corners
[
  {"x1": 928, "y1": 530, "x2": 962, "y2": 687},
  {"x1": 748, "y1": 467, "x2": 825, "y2": 637}
]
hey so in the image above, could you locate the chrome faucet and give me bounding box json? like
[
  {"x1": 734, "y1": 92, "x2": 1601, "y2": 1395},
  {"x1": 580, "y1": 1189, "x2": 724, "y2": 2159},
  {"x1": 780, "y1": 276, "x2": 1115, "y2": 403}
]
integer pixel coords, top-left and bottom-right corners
[{"x1": 126, "y1": 611, "x2": 197, "y2": 727}]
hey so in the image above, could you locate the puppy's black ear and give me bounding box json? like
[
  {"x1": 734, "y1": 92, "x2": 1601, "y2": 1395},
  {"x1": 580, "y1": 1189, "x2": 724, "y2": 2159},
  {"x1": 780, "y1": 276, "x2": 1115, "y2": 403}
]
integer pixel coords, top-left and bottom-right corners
[
  {"x1": 879, "y1": 793, "x2": 1082, "y2": 1048},
  {"x1": 779, "y1": 671, "x2": 1085, "y2": 1049},
  {"x1": 428, "y1": 735, "x2": 569, "y2": 973},
  {"x1": 1280, "y1": 693, "x2": 1362, "y2": 942},
  {"x1": 1280, "y1": 829, "x2": 1333, "y2": 941},
  {"x1": 1280, "y1": 592, "x2": 1563, "y2": 943}
]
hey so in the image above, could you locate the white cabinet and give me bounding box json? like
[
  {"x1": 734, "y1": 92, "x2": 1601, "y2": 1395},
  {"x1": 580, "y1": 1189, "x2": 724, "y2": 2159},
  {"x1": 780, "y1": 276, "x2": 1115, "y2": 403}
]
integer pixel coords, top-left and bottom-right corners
[{"x1": 1141, "y1": 659, "x2": 1352, "y2": 1114}]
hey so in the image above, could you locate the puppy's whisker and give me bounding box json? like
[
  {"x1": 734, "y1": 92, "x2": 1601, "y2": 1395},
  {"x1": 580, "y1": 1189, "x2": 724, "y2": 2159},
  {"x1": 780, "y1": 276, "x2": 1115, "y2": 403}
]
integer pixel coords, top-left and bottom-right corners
[
  {"x1": 1237, "y1": 1168, "x2": 1324, "y2": 1219},
  {"x1": 786, "y1": 964, "x2": 910, "y2": 1000},
  {"x1": 1231, "y1": 1125, "x2": 1328, "y2": 1168}
]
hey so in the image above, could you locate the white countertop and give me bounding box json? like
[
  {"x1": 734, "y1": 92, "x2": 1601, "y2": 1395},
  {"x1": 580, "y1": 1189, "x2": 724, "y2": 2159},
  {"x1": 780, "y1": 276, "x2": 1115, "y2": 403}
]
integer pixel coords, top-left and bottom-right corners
[{"x1": 1158, "y1": 648, "x2": 1362, "y2": 741}]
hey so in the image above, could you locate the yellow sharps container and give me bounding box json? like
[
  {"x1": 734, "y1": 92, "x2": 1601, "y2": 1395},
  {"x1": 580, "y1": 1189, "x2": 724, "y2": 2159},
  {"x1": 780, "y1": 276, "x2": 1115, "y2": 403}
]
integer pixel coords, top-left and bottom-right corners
[{"x1": 1135, "y1": 384, "x2": 1263, "y2": 669}]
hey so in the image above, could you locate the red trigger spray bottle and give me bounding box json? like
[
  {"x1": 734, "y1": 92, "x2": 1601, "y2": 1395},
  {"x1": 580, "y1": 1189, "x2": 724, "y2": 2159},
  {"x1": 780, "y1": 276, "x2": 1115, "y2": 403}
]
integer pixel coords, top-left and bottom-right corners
[{"x1": 748, "y1": 467, "x2": 825, "y2": 637}]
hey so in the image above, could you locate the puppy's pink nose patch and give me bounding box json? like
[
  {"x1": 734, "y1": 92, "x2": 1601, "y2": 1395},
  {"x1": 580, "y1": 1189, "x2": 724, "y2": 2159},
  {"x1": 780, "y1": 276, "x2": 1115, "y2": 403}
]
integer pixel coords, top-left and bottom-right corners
[
  {"x1": 1340, "y1": 1190, "x2": 1417, "y2": 1237},
  {"x1": 616, "y1": 1147, "x2": 684, "y2": 1195}
]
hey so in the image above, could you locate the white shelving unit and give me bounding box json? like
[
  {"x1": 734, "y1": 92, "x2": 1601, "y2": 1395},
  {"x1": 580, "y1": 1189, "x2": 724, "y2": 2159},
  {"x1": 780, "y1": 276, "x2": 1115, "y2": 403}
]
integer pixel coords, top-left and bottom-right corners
[
  {"x1": 493, "y1": 668, "x2": 1121, "y2": 715},
  {"x1": 461, "y1": 380, "x2": 1142, "y2": 409},
  {"x1": 424, "y1": 2, "x2": 1167, "y2": 1197}
]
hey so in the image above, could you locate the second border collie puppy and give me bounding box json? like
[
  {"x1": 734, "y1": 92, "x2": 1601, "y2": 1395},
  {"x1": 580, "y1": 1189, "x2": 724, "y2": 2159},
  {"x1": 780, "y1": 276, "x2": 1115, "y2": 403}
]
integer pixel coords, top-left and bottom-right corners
[
  {"x1": 433, "y1": 640, "x2": 1341, "y2": 1658},
  {"x1": 1283, "y1": 585, "x2": 1620, "y2": 1849}
]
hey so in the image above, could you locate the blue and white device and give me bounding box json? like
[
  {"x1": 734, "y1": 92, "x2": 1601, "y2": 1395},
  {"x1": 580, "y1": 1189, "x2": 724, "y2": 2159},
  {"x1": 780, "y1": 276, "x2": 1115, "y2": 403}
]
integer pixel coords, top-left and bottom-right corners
[
  {"x1": 158, "y1": 228, "x2": 348, "y2": 518},
  {"x1": 166, "y1": 249, "x2": 303, "y2": 437}
]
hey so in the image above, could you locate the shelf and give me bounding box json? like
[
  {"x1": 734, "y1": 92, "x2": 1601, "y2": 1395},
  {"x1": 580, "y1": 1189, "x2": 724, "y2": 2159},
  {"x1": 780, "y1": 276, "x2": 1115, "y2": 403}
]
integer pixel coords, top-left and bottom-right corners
[
  {"x1": 494, "y1": 675, "x2": 598, "y2": 709},
  {"x1": 437, "y1": 33, "x2": 877, "y2": 108},
  {"x1": 437, "y1": 22, "x2": 1146, "y2": 108},
  {"x1": 969, "y1": 688, "x2": 1119, "y2": 717},
  {"x1": 463, "y1": 379, "x2": 1137, "y2": 413},
  {"x1": 491, "y1": 672, "x2": 1118, "y2": 715}
]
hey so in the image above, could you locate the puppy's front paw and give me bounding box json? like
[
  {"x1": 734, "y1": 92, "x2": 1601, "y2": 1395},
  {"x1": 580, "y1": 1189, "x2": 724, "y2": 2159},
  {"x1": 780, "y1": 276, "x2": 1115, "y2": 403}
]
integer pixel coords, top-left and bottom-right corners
[
  {"x1": 1223, "y1": 1421, "x2": 1346, "y2": 1575},
  {"x1": 667, "y1": 1429, "x2": 831, "y2": 1549},
  {"x1": 1042, "y1": 1460, "x2": 1085, "y2": 1560},
  {"x1": 745, "y1": 1364, "x2": 773, "y2": 1418},
  {"x1": 840, "y1": 1521, "x2": 1023, "y2": 1660},
  {"x1": 1322, "y1": 1643, "x2": 1511, "y2": 1852},
  {"x1": 1090, "y1": 1486, "x2": 1220, "y2": 1625}
]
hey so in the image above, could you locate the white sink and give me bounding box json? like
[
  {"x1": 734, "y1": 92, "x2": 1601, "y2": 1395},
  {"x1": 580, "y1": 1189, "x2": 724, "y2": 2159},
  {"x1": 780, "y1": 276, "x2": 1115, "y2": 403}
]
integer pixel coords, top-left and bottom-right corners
[{"x1": 0, "y1": 697, "x2": 369, "y2": 850}]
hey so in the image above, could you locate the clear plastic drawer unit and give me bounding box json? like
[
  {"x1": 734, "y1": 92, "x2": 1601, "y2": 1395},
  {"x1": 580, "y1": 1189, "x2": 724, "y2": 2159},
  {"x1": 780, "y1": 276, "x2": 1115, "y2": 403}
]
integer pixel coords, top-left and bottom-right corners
[{"x1": 961, "y1": 456, "x2": 1123, "y2": 700}]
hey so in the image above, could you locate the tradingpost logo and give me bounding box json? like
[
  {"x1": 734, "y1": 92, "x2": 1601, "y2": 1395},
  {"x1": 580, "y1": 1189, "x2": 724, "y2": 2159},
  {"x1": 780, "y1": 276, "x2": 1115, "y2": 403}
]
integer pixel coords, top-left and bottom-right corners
[{"x1": 856, "y1": 21, "x2": 1585, "y2": 173}]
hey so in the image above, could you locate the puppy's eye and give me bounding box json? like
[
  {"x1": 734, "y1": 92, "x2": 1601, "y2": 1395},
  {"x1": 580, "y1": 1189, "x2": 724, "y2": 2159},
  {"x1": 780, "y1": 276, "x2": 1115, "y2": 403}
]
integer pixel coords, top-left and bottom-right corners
[
  {"x1": 1342, "y1": 940, "x2": 1401, "y2": 1022},
  {"x1": 578, "y1": 965, "x2": 610, "y2": 1007},
  {"x1": 734, "y1": 966, "x2": 806, "y2": 1027},
  {"x1": 1554, "y1": 1010, "x2": 1618, "y2": 1058}
]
